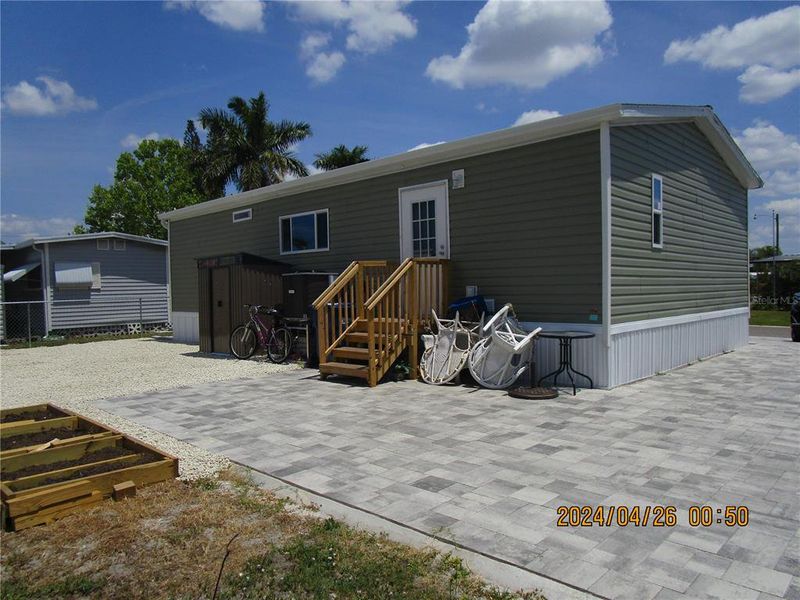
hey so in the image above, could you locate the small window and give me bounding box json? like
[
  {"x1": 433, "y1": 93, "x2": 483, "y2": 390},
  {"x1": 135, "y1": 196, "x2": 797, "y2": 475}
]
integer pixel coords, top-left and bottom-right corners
[
  {"x1": 232, "y1": 208, "x2": 252, "y2": 223},
  {"x1": 97, "y1": 239, "x2": 110, "y2": 251},
  {"x1": 651, "y1": 174, "x2": 664, "y2": 249},
  {"x1": 91, "y1": 262, "x2": 101, "y2": 289},
  {"x1": 113, "y1": 239, "x2": 126, "y2": 251},
  {"x1": 279, "y1": 209, "x2": 329, "y2": 254}
]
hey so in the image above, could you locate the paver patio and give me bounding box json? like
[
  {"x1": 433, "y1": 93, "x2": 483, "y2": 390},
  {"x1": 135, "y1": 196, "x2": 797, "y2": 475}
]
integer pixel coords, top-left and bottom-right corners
[{"x1": 97, "y1": 336, "x2": 799, "y2": 600}]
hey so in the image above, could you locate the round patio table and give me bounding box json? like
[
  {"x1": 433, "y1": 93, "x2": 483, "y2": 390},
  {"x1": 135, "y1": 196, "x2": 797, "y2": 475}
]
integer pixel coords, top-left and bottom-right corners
[{"x1": 536, "y1": 330, "x2": 595, "y2": 396}]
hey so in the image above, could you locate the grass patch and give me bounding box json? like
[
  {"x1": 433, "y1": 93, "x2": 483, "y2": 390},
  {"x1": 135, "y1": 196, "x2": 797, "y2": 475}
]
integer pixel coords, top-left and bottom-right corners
[
  {"x1": 1, "y1": 332, "x2": 172, "y2": 350},
  {"x1": 750, "y1": 310, "x2": 790, "y2": 326},
  {"x1": 0, "y1": 469, "x2": 543, "y2": 600},
  {"x1": 0, "y1": 575, "x2": 105, "y2": 599}
]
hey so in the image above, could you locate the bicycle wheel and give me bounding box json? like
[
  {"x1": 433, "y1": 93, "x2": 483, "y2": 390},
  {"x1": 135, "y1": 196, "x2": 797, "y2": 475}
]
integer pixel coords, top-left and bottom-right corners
[
  {"x1": 230, "y1": 325, "x2": 258, "y2": 359},
  {"x1": 267, "y1": 328, "x2": 291, "y2": 363}
]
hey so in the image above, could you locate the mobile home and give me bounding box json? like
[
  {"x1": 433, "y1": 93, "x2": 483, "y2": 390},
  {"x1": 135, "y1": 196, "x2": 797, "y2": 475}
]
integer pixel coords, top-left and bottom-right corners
[
  {"x1": 160, "y1": 104, "x2": 761, "y2": 388},
  {"x1": 1, "y1": 232, "x2": 168, "y2": 340}
]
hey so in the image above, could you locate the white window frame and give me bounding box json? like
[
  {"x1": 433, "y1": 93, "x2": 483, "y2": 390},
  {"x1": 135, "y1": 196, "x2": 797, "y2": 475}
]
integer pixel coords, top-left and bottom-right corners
[
  {"x1": 232, "y1": 208, "x2": 253, "y2": 223},
  {"x1": 91, "y1": 262, "x2": 101, "y2": 290},
  {"x1": 96, "y1": 239, "x2": 110, "y2": 251},
  {"x1": 113, "y1": 239, "x2": 126, "y2": 251},
  {"x1": 651, "y1": 174, "x2": 664, "y2": 249},
  {"x1": 279, "y1": 209, "x2": 330, "y2": 255}
]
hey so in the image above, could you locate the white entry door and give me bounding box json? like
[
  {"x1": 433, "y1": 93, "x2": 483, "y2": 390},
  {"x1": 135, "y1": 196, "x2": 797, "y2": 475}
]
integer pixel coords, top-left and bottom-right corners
[{"x1": 399, "y1": 181, "x2": 450, "y2": 259}]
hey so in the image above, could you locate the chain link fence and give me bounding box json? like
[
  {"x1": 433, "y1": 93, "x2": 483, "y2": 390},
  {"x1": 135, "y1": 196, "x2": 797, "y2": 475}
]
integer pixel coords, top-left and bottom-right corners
[{"x1": 1, "y1": 296, "x2": 171, "y2": 346}]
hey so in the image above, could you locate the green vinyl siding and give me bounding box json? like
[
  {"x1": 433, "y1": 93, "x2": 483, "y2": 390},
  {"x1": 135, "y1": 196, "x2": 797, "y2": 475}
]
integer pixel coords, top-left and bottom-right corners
[
  {"x1": 610, "y1": 122, "x2": 749, "y2": 323},
  {"x1": 170, "y1": 130, "x2": 603, "y2": 323}
]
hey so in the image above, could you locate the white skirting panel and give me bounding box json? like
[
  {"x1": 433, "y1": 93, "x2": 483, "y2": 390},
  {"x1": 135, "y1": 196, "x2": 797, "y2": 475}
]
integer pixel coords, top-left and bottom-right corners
[
  {"x1": 520, "y1": 322, "x2": 608, "y2": 389},
  {"x1": 608, "y1": 308, "x2": 749, "y2": 387},
  {"x1": 172, "y1": 311, "x2": 199, "y2": 344}
]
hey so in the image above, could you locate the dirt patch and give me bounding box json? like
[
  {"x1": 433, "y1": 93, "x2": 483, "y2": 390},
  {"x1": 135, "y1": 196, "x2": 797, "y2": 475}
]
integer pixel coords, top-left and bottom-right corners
[
  {"x1": 0, "y1": 469, "x2": 545, "y2": 600},
  {"x1": 34, "y1": 452, "x2": 161, "y2": 487},
  {"x1": 0, "y1": 407, "x2": 69, "y2": 423},
  {"x1": 0, "y1": 426, "x2": 103, "y2": 451},
  {"x1": 2, "y1": 446, "x2": 135, "y2": 480}
]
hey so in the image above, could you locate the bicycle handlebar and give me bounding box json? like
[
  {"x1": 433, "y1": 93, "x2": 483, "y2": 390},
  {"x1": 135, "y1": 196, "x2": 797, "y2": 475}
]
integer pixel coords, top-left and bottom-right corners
[{"x1": 243, "y1": 304, "x2": 279, "y2": 315}]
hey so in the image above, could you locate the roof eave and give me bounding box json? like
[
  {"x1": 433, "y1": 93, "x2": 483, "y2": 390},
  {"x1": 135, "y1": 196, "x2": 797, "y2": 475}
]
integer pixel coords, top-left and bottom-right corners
[{"x1": 159, "y1": 103, "x2": 762, "y2": 223}]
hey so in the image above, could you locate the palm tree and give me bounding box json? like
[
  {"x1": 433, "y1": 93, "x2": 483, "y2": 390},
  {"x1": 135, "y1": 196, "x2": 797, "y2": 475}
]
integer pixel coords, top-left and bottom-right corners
[
  {"x1": 313, "y1": 144, "x2": 370, "y2": 171},
  {"x1": 199, "y1": 92, "x2": 311, "y2": 192}
]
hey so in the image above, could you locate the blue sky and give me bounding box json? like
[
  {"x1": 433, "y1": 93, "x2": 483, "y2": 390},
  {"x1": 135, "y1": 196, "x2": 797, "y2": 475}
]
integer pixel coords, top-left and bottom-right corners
[{"x1": 1, "y1": 1, "x2": 798, "y2": 251}]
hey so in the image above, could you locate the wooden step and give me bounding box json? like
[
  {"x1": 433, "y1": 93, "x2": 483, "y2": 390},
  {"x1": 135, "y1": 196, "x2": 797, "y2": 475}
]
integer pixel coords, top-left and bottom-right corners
[
  {"x1": 319, "y1": 362, "x2": 369, "y2": 379},
  {"x1": 332, "y1": 346, "x2": 369, "y2": 361},
  {"x1": 351, "y1": 318, "x2": 407, "y2": 332},
  {"x1": 344, "y1": 331, "x2": 383, "y2": 344}
]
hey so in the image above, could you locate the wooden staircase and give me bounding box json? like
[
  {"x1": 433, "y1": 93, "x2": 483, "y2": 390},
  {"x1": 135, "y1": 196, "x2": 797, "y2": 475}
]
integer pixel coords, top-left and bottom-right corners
[{"x1": 312, "y1": 258, "x2": 449, "y2": 387}]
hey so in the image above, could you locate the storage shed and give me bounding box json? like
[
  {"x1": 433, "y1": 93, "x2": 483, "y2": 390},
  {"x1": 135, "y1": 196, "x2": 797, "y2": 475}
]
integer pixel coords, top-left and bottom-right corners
[
  {"x1": 160, "y1": 104, "x2": 762, "y2": 388},
  {"x1": 196, "y1": 253, "x2": 290, "y2": 353}
]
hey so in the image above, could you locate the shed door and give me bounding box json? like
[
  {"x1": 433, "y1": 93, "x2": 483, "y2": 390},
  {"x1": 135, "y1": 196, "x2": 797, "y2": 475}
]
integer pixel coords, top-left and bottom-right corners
[
  {"x1": 210, "y1": 267, "x2": 231, "y2": 353},
  {"x1": 399, "y1": 181, "x2": 450, "y2": 259}
]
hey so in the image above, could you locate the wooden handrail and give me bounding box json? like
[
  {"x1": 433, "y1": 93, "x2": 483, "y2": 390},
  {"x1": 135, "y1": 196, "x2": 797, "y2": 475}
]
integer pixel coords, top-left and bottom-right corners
[
  {"x1": 311, "y1": 261, "x2": 359, "y2": 310},
  {"x1": 364, "y1": 258, "x2": 413, "y2": 310}
]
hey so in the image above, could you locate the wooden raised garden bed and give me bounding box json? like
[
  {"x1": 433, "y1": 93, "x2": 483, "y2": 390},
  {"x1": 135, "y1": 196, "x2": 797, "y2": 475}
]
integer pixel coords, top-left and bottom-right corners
[{"x1": 0, "y1": 404, "x2": 178, "y2": 531}]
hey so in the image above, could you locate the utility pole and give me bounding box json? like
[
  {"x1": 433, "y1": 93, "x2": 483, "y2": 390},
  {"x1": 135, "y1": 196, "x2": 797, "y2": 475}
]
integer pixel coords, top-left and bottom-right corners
[{"x1": 753, "y1": 210, "x2": 781, "y2": 301}]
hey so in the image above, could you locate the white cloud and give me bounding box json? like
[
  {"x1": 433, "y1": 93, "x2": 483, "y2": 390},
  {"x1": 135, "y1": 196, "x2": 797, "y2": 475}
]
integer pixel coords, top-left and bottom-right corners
[
  {"x1": 1, "y1": 76, "x2": 97, "y2": 116},
  {"x1": 426, "y1": 0, "x2": 612, "y2": 90},
  {"x1": 513, "y1": 109, "x2": 561, "y2": 126},
  {"x1": 750, "y1": 198, "x2": 800, "y2": 251},
  {"x1": 165, "y1": 0, "x2": 265, "y2": 32},
  {"x1": 0, "y1": 214, "x2": 78, "y2": 243},
  {"x1": 738, "y1": 66, "x2": 800, "y2": 104},
  {"x1": 299, "y1": 32, "x2": 346, "y2": 84},
  {"x1": 664, "y1": 6, "x2": 800, "y2": 104},
  {"x1": 121, "y1": 132, "x2": 161, "y2": 149},
  {"x1": 305, "y1": 51, "x2": 346, "y2": 84},
  {"x1": 292, "y1": 0, "x2": 416, "y2": 54},
  {"x1": 736, "y1": 120, "x2": 800, "y2": 252},
  {"x1": 664, "y1": 6, "x2": 800, "y2": 70},
  {"x1": 407, "y1": 141, "x2": 446, "y2": 152},
  {"x1": 735, "y1": 120, "x2": 800, "y2": 173}
]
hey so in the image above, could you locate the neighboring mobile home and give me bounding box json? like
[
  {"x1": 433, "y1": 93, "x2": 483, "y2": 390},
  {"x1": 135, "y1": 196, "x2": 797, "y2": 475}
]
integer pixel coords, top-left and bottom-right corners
[
  {"x1": 160, "y1": 104, "x2": 761, "y2": 388},
  {"x1": 1, "y1": 232, "x2": 168, "y2": 341}
]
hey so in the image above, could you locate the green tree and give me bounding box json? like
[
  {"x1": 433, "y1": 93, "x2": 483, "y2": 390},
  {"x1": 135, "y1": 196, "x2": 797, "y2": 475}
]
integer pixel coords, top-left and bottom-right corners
[
  {"x1": 313, "y1": 144, "x2": 370, "y2": 171},
  {"x1": 749, "y1": 245, "x2": 782, "y2": 259},
  {"x1": 199, "y1": 92, "x2": 311, "y2": 192},
  {"x1": 75, "y1": 138, "x2": 206, "y2": 240},
  {"x1": 183, "y1": 119, "x2": 225, "y2": 199}
]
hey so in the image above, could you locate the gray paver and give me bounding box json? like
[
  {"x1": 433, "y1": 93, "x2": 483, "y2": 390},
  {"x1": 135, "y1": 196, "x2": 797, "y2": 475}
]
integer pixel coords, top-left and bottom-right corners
[{"x1": 97, "y1": 337, "x2": 800, "y2": 599}]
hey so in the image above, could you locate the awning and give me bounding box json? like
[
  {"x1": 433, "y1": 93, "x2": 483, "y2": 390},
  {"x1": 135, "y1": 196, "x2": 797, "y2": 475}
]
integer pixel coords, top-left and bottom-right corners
[
  {"x1": 2, "y1": 262, "x2": 40, "y2": 283},
  {"x1": 54, "y1": 262, "x2": 93, "y2": 287}
]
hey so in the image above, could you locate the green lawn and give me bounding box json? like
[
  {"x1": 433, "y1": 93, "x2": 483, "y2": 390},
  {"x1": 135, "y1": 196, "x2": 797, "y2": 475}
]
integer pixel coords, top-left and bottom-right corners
[{"x1": 750, "y1": 310, "x2": 790, "y2": 326}]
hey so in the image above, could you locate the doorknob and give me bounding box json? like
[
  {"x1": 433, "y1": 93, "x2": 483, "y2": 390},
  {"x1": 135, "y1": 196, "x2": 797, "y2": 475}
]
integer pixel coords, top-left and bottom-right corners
[{"x1": 217, "y1": 300, "x2": 223, "y2": 307}]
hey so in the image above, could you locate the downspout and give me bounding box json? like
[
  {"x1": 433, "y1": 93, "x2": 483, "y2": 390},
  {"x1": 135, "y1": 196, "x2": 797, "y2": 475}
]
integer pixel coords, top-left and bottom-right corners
[
  {"x1": 160, "y1": 217, "x2": 172, "y2": 324},
  {"x1": 600, "y1": 122, "x2": 612, "y2": 386},
  {"x1": 31, "y1": 242, "x2": 52, "y2": 334}
]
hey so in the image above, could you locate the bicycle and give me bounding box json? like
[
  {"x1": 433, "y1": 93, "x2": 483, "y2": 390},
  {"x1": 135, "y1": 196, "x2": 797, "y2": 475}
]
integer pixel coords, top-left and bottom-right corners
[{"x1": 229, "y1": 304, "x2": 292, "y2": 362}]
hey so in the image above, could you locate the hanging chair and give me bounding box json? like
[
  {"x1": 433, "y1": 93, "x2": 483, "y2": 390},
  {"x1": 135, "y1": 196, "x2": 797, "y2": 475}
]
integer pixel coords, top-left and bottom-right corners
[
  {"x1": 467, "y1": 304, "x2": 541, "y2": 389},
  {"x1": 420, "y1": 310, "x2": 483, "y2": 385}
]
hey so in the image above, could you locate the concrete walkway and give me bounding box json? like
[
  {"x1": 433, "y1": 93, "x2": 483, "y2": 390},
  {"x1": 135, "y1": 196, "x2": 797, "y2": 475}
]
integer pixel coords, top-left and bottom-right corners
[{"x1": 97, "y1": 337, "x2": 799, "y2": 600}]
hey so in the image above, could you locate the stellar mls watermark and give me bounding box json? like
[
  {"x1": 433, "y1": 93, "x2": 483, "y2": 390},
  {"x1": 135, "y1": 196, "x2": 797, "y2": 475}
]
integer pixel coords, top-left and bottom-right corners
[{"x1": 750, "y1": 295, "x2": 793, "y2": 306}]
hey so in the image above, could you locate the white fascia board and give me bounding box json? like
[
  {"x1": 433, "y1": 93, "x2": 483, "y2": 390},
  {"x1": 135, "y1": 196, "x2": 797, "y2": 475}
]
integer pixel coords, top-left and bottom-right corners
[
  {"x1": 12, "y1": 232, "x2": 167, "y2": 249},
  {"x1": 160, "y1": 103, "x2": 762, "y2": 223}
]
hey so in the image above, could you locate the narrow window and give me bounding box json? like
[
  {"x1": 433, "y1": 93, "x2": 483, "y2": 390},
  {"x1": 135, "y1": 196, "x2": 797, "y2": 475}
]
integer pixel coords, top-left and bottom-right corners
[
  {"x1": 232, "y1": 208, "x2": 252, "y2": 223},
  {"x1": 652, "y1": 174, "x2": 664, "y2": 249},
  {"x1": 91, "y1": 262, "x2": 101, "y2": 289},
  {"x1": 97, "y1": 239, "x2": 110, "y2": 251},
  {"x1": 113, "y1": 239, "x2": 126, "y2": 251},
  {"x1": 279, "y1": 209, "x2": 330, "y2": 254}
]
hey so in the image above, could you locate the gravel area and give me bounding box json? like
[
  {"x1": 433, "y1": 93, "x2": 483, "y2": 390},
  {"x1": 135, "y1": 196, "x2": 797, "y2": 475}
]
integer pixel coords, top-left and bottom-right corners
[{"x1": 0, "y1": 336, "x2": 300, "y2": 479}]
